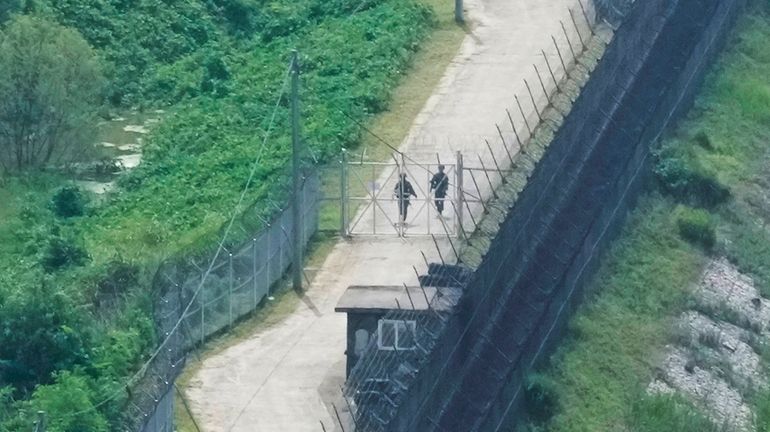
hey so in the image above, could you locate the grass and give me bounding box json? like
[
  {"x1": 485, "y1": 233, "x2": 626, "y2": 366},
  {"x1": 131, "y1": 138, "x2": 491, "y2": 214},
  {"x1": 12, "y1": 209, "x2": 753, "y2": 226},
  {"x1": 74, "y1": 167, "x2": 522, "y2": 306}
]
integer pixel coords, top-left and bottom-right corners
[
  {"x1": 519, "y1": 2, "x2": 770, "y2": 431},
  {"x1": 357, "y1": 0, "x2": 468, "y2": 161},
  {"x1": 0, "y1": 175, "x2": 67, "y2": 256},
  {"x1": 542, "y1": 197, "x2": 705, "y2": 431},
  {"x1": 628, "y1": 394, "x2": 722, "y2": 432},
  {"x1": 317, "y1": 0, "x2": 466, "y2": 232},
  {"x1": 173, "y1": 1, "x2": 467, "y2": 429}
]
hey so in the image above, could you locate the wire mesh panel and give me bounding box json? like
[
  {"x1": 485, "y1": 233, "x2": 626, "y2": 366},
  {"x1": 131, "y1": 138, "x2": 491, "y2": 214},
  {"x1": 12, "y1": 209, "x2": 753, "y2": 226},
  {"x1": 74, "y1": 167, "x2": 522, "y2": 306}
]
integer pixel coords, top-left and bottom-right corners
[
  {"x1": 174, "y1": 174, "x2": 320, "y2": 347},
  {"x1": 131, "y1": 172, "x2": 321, "y2": 432},
  {"x1": 139, "y1": 385, "x2": 174, "y2": 432},
  {"x1": 345, "y1": 158, "x2": 463, "y2": 238}
]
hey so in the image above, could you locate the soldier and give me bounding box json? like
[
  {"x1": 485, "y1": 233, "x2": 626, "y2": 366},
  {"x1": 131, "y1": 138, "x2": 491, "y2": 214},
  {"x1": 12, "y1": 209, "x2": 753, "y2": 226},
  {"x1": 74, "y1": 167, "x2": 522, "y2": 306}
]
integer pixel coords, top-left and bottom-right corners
[
  {"x1": 430, "y1": 165, "x2": 450, "y2": 217},
  {"x1": 394, "y1": 173, "x2": 417, "y2": 225}
]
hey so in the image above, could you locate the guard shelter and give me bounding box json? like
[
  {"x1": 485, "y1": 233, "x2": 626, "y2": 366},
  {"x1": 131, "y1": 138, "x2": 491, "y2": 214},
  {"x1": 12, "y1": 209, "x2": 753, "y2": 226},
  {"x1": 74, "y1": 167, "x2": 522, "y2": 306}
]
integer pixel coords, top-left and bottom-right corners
[{"x1": 335, "y1": 285, "x2": 459, "y2": 377}]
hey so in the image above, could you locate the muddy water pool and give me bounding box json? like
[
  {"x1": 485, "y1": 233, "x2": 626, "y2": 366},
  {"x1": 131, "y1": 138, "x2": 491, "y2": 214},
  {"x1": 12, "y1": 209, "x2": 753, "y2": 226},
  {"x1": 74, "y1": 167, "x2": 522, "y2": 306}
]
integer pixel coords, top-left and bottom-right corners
[{"x1": 74, "y1": 110, "x2": 163, "y2": 194}]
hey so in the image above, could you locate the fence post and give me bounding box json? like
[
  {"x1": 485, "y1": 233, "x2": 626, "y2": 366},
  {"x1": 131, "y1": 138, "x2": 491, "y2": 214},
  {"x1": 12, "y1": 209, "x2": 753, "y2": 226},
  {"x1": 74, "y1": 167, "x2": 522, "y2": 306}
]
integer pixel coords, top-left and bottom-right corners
[
  {"x1": 200, "y1": 273, "x2": 205, "y2": 345},
  {"x1": 266, "y1": 225, "x2": 272, "y2": 297},
  {"x1": 253, "y1": 238, "x2": 258, "y2": 309},
  {"x1": 456, "y1": 151, "x2": 464, "y2": 237},
  {"x1": 34, "y1": 411, "x2": 45, "y2": 432},
  {"x1": 340, "y1": 149, "x2": 348, "y2": 237},
  {"x1": 455, "y1": 0, "x2": 464, "y2": 23},
  {"x1": 228, "y1": 252, "x2": 234, "y2": 326}
]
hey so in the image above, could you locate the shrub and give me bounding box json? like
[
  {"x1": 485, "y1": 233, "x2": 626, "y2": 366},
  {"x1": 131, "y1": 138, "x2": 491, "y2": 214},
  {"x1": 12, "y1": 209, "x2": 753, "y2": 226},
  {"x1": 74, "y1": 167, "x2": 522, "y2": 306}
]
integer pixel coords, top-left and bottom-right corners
[
  {"x1": 676, "y1": 207, "x2": 716, "y2": 250},
  {"x1": 91, "y1": 259, "x2": 140, "y2": 308},
  {"x1": 629, "y1": 394, "x2": 718, "y2": 432},
  {"x1": 693, "y1": 130, "x2": 713, "y2": 150},
  {"x1": 200, "y1": 50, "x2": 231, "y2": 96},
  {"x1": 40, "y1": 235, "x2": 90, "y2": 272},
  {"x1": 50, "y1": 186, "x2": 87, "y2": 218},
  {"x1": 724, "y1": 218, "x2": 770, "y2": 298},
  {"x1": 523, "y1": 373, "x2": 559, "y2": 424},
  {"x1": 654, "y1": 148, "x2": 730, "y2": 208},
  {"x1": 31, "y1": 371, "x2": 109, "y2": 432},
  {"x1": 755, "y1": 388, "x2": 770, "y2": 431},
  {"x1": 0, "y1": 0, "x2": 20, "y2": 23},
  {"x1": 0, "y1": 277, "x2": 89, "y2": 390}
]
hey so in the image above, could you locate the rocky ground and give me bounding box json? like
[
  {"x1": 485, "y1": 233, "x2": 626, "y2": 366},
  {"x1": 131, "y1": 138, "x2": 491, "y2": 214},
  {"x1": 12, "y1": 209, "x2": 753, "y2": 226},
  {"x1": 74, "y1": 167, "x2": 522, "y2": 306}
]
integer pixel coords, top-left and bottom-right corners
[{"x1": 649, "y1": 259, "x2": 770, "y2": 431}]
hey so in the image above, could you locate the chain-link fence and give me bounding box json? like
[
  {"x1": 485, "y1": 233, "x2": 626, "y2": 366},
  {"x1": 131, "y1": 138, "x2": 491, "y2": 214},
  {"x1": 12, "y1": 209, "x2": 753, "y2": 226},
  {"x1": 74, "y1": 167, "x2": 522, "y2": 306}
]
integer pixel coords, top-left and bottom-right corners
[
  {"x1": 160, "y1": 172, "x2": 319, "y2": 350},
  {"x1": 126, "y1": 172, "x2": 320, "y2": 432}
]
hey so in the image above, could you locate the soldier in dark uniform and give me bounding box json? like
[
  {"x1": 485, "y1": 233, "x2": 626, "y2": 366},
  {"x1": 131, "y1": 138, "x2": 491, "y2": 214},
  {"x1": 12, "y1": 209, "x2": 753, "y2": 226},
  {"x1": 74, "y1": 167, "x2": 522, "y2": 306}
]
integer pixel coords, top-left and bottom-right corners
[
  {"x1": 394, "y1": 173, "x2": 417, "y2": 225},
  {"x1": 430, "y1": 165, "x2": 449, "y2": 217}
]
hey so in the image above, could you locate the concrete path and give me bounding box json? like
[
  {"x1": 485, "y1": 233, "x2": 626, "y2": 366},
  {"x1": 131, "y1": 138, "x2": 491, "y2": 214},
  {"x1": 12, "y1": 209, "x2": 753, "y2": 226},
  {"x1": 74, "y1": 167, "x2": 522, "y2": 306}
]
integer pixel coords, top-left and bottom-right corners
[{"x1": 185, "y1": 0, "x2": 594, "y2": 430}]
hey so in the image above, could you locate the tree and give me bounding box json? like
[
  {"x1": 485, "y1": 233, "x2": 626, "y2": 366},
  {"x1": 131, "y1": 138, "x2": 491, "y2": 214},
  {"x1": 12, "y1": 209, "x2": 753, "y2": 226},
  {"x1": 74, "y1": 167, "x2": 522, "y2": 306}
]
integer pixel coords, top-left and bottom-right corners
[
  {"x1": 0, "y1": 16, "x2": 104, "y2": 173},
  {"x1": 0, "y1": 0, "x2": 21, "y2": 24}
]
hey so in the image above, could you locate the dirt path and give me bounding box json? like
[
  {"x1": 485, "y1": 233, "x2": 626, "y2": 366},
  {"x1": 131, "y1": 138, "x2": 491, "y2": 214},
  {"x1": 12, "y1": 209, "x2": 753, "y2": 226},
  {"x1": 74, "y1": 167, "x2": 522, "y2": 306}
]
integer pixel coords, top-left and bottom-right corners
[{"x1": 184, "y1": 1, "x2": 594, "y2": 430}]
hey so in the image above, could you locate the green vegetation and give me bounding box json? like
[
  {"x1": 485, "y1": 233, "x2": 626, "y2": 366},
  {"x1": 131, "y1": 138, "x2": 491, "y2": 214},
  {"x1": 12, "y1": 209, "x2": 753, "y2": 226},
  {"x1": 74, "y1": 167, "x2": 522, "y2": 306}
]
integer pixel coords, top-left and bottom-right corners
[
  {"x1": 173, "y1": 0, "x2": 466, "y2": 428},
  {"x1": 0, "y1": 16, "x2": 103, "y2": 173},
  {"x1": 675, "y1": 206, "x2": 716, "y2": 250},
  {"x1": 527, "y1": 196, "x2": 705, "y2": 431},
  {"x1": 523, "y1": 374, "x2": 560, "y2": 427},
  {"x1": 0, "y1": 0, "x2": 444, "y2": 429},
  {"x1": 628, "y1": 394, "x2": 720, "y2": 432},
  {"x1": 516, "y1": 2, "x2": 770, "y2": 430}
]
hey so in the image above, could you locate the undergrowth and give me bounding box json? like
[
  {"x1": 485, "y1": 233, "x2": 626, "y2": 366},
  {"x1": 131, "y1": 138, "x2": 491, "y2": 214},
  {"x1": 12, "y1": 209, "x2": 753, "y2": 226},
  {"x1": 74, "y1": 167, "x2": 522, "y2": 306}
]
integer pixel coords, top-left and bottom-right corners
[
  {"x1": 0, "y1": 0, "x2": 440, "y2": 430},
  {"x1": 517, "y1": 1, "x2": 770, "y2": 431}
]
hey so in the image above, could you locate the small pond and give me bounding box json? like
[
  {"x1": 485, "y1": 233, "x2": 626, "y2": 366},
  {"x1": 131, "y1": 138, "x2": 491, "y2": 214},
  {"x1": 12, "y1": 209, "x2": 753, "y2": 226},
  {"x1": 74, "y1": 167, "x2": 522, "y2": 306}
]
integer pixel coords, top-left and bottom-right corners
[{"x1": 73, "y1": 110, "x2": 164, "y2": 194}]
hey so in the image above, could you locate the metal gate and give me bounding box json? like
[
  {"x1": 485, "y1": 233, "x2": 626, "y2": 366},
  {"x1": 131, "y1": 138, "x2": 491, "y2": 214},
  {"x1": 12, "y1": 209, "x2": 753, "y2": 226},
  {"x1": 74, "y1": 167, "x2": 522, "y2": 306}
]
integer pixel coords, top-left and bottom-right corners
[
  {"x1": 318, "y1": 149, "x2": 506, "y2": 239},
  {"x1": 319, "y1": 152, "x2": 465, "y2": 238},
  {"x1": 346, "y1": 153, "x2": 463, "y2": 237}
]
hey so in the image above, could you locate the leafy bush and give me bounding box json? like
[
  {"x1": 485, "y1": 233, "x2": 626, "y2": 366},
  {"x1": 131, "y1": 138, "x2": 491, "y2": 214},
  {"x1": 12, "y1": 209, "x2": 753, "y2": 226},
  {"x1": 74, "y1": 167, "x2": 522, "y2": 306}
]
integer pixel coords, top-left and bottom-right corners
[
  {"x1": 755, "y1": 388, "x2": 770, "y2": 432},
  {"x1": 90, "y1": 0, "x2": 434, "y2": 254},
  {"x1": 200, "y1": 49, "x2": 232, "y2": 96},
  {"x1": 654, "y1": 147, "x2": 730, "y2": 208},
  {"x1": 693, "y1": 130, "x2": 713, "y2": 150},
  {"x1": 628, "y1": 395, "x2": 718, "y2": 432},
  {"x1": 50, "y1": 186, "x2": 87, "y2": 218},
  {"x1": 0, "y1": 0, "x2": 20, "y2": 23},
  {"x1": 31, "y1": 371, "x2": 109, "y2": 432},
  {"x1": 0, "y1": 278, "x2": 89, "y2": 390},
  {"x1": 97, "y1": 260, "x2": 139, "y2": 297},
  {"x1": 43, "y1": 0, "x2": 220, "y2": 105},
  {"x1": 724, "y1": 216, "x2": 770, "y2": 298},
  {"x1": 523, "y1": 373, "x2": 560, "y2": 424},
  {"x1": 675, "y1": 206, "x2": 716, "y2": 250},
  {"x1": 40, "y1": 234, "x2": 90, "y2": 272}
]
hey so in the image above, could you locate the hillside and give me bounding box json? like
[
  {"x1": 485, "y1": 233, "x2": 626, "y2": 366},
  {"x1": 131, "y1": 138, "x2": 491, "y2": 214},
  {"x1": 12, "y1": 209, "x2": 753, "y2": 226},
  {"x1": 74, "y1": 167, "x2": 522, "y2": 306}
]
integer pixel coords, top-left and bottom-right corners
[{"x1": 0, "y1": 1, "x2": 437, "y2": 430}]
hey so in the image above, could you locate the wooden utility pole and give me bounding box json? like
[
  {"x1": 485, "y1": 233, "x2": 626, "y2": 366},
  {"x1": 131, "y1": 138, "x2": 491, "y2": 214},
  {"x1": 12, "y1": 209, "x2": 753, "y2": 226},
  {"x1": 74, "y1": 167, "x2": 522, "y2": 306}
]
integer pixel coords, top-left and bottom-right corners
[{"x1": 290, "y1": 50, "x2": 303, "y2": 291}]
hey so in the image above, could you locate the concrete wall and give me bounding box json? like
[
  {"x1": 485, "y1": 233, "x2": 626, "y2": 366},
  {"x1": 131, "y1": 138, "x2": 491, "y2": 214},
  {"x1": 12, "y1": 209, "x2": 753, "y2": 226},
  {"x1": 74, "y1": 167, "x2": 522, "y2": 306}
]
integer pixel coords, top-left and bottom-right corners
[{"x1": 385, "y1": 0, "x2": 745, "y2": 430}]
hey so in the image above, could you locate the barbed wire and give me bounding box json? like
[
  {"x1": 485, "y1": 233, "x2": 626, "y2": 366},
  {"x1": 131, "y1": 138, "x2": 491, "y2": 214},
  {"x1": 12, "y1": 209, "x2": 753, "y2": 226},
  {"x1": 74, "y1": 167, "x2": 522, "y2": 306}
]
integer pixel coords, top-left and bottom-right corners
[{"x1": 341, "y1": 6, "x2": 606, "y2": 429}]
